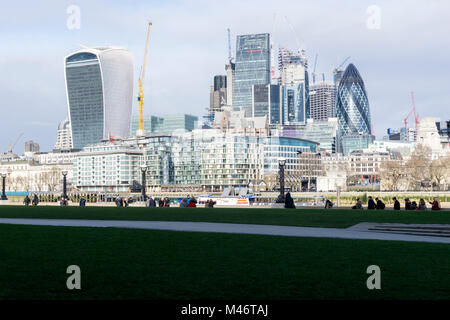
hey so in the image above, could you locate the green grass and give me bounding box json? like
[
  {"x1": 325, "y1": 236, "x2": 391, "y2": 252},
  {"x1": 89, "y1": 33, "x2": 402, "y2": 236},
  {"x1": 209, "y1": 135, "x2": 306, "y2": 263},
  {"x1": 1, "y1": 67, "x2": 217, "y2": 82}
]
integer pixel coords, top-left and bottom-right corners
[
  {"x1": 0, "y1": 205, "x2": 449, "y2": 228},
  {"x1": 0, "y1": 224, "x2": 448, "y2": 300}
]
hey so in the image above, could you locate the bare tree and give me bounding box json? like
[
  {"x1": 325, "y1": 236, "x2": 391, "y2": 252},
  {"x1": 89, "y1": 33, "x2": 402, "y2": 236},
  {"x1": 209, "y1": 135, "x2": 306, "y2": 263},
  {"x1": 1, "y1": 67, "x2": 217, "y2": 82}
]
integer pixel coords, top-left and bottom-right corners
[
  {"x1": 380, "y1": 160, "x2": 405, "y2": 191},
  {"x1": 405, "y1": 144, "x2": 432, "y2": 191}
]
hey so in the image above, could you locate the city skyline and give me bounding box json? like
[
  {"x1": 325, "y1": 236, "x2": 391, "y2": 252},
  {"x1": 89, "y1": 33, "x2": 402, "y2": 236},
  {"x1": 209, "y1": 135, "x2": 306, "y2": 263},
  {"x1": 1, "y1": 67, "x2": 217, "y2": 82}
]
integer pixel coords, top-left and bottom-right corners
[{"x1": 1, "y1": 0, "x2": 449, "y2": 151}]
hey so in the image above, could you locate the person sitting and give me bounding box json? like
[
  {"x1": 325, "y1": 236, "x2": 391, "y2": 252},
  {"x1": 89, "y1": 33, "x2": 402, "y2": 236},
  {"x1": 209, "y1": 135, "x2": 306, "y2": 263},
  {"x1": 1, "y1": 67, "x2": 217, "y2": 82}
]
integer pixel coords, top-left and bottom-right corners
[
  {"x1": 410, "y1": 201, "x2": 418, "y2": 210},
  {"x1": 324, "y1": 199, "x2": 333, "y2": 209},
  {"x1": 393, "y1": 197, "x2": 400, "y2": 210},
  {"x1": 164, "y1": 197, "x2": 170, "y2": 207},
  {"x1": 187, "y1": 197, "x2": 197, "y2": 207},
  {"x1": 405, "y1": 198, "x2": 412, "y2": 210},
  {"x1": 352, "y1": 198, "x2": 362, "y2": 209},
  {"x1": 418, "y1": 198, "x2": 427, "y2": 210},
  {"x1": 205, "y1": 199, "x2": 210, "y2": 208},
  {"x1": 367, "y1": 196, "x2": 376, "y2": 210},
  {"x1": 23, "y1": 195, "x2": 31, "y2": 206},
  {"x1": 429, "y1": 197, "x2": 441, "y2": 211},
  {"x1": 179, "y1": 198, "x2": 187, "y2": 208},
  {"x1": 284, "y1": 192, "x2": 296, "y2": 209},
  {"x1": 158, "y1": 198, "x2": 164, "y2": 207},
  {"x1": 148, "y1": 196, "x2": 156, "y2": 207},
  {"x1": 79, "y1": 197, "x2": 86, "y2": 207},
  {"x1": 375, "y1": 198, "x2": 385, "y2": 210},
  {"x1": 208, "y1": 200, "x2": 216, "y2": 208}
]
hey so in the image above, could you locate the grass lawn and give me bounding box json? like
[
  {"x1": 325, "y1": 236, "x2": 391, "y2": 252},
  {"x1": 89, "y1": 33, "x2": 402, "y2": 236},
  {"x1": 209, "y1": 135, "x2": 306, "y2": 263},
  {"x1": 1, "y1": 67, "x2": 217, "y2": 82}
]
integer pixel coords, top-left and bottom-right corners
[
  {"x1": 0, "y1": 205, "x2": 449, "y2": 228},
  {"x1": 0, "y1": 224, "x2": 448, "y2": 300}
]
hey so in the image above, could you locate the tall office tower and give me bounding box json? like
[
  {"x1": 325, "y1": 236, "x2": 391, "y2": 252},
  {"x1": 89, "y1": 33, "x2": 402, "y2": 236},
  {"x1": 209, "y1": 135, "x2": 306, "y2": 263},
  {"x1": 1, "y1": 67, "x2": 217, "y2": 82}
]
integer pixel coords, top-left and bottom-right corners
[
  {"x1": 233, "y1": 33, "x2": 271, "y2": 117},
  {"x1": 336, "y1": 64, "x2": 372, "y2": 154},
  {"x1": 309, "y1": 82, "x2": 336, "y2": 121},
  {"x1": 210, "y1": 75, "x2": 227, "y2": 112},
  {"x1": 64, "y1": 47, "x2": 134, "y2": 149},
  {"x1": 24, "y1": 140, "x2": 40, "y2": 153},
  {"x1": 278, "y1": 47, "x2": 309, "y2": 124},
  {"x1": 225, "y1": 62, "x2": 235, "y2": 106},
  {"x1": 54, "y1": 119, "x2": 73, "y2": 151},
  {"x1": 251, "y1": 84, "x2": 282, "y2": 124}
]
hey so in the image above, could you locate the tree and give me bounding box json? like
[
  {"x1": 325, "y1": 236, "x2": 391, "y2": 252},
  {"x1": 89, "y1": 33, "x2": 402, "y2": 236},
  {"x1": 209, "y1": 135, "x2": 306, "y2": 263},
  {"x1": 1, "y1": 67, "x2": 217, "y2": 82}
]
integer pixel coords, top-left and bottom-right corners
[
  {"x1": 405, "y1": 144, "x2": 432, "y2": 191},
  {"x1": 380, "y1": 160, "x2": 405, "y2": 191}
]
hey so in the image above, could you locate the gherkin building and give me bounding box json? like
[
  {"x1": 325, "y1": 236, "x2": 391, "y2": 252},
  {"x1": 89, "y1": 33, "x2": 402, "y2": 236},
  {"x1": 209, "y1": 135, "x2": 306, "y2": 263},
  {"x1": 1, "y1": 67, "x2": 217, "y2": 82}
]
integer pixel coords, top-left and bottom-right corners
[{"x1": 336, "y1": 63, "x2": 371, "y2": 136}]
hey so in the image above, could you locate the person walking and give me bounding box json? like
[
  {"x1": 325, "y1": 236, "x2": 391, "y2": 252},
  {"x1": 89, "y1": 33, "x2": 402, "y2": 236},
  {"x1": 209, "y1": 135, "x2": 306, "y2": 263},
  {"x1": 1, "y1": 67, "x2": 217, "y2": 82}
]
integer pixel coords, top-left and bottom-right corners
[
  {"x1": 367, "y1": 196, "x2": 376, "y2": 210},
  {"x1": 32, "y1": 194, "x2": 39, "y2": 206},
  {"x1": 393, "y1": 197, "x2": 400, "y2": 210},
  {"x1": 284, "y1": 192, "x2": 296, "y2": 209},
  {"x1": 79, "y1": 197, "x2": 86, "y2": 207},
  {"x1": 418, "y1": 198, "x2": 427, "y2": 210},
  {"x1": 375, "y1": 198, "x2": 385, "y2": 210},
  {"x1": 429, "y1": 197, "x2": 441, "y2": 211},
  {"x1": 23, "y1": 195, "x2": 31, "y2": 206}
]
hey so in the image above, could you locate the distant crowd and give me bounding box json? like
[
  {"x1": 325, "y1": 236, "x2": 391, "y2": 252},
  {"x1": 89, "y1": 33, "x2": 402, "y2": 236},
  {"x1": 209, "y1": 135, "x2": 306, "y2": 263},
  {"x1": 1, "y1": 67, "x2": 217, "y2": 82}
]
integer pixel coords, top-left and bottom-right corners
[{"x1": 349, "y1": 196, "x2": 442, "y2": 211}]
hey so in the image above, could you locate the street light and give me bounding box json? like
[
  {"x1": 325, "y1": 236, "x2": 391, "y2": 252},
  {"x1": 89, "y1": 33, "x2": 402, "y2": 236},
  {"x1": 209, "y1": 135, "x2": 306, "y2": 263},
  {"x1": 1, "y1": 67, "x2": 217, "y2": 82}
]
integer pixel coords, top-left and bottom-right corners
[
  {"x1": 62, "y1": 170, "x2": 68, "y2": 200},
  {"x1": 276, "y1": 159, "x2": 286, "y2": 203},
  {"x1": 140, "y1": 165, "x2": 147, "y2": 202},
  {"x1": 1, "y1": 173, "x2": 8, "y2": 200}
]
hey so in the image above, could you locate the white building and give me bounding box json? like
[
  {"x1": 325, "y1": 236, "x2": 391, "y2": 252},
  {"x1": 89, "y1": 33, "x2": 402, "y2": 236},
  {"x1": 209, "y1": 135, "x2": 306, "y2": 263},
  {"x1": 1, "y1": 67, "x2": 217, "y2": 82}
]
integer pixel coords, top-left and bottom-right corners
[
  {"x1": 54, "y1": 119, "x2": 73, "y2": 151},
  {"x1": 416, "y1": 117, "x2": 447, "y2": 159}
]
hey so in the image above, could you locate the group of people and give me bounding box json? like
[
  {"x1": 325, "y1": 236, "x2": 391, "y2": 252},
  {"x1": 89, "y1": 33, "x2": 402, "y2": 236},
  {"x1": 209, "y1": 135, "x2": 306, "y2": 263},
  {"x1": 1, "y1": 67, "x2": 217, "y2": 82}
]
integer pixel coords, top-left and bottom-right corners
[
  {"x1": 23, "y1": 194, "x2": 39, "y2": 206},
  {"x1": 179, "y1": 195, "x2": 197, "y2": 207},
  {"x1": 204, "y1": 199, "x2": 216, "y2": 208},
  {"x1": 145, "y1": 196, "x2": 171, "y2": 207},
  {"x1": 352, "y1": 196, "x2": 441, "y2": 210}
]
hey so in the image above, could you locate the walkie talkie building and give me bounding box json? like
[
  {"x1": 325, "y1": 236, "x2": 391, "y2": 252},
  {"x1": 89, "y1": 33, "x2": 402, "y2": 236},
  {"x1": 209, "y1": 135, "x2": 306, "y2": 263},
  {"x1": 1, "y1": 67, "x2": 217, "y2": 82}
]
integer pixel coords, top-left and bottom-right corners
[{"x1": 64, "y1": 47, "x2": 133, "y2": 149}]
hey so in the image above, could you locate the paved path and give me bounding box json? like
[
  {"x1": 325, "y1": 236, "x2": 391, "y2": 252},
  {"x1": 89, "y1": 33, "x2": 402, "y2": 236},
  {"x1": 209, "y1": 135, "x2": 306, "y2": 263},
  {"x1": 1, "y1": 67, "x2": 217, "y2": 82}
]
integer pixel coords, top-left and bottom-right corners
[{"x1": 0, "y1": 218, "x2": 449, "y2": 244}]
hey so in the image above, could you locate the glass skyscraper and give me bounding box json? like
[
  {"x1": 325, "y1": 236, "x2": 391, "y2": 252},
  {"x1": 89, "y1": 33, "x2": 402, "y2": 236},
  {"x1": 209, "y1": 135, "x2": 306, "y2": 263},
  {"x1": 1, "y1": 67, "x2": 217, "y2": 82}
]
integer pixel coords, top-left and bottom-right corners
[
  {"x1": 336, "y1": 63, "x2": 371, "y2": 136},
  {"x1": 65, "y1": 47, "x2": 133, "y2": 149},
  {"x1": 252, "y1": 84, "x2": 282, "y2": 124},
  {"x1": 232, "y1": 33, "x2": 271, "y2": 116}
]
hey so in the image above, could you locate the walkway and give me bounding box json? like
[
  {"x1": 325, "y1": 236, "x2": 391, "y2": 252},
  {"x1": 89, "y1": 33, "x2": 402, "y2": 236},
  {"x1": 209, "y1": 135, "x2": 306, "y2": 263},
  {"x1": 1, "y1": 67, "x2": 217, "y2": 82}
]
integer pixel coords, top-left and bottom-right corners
[{"x1": 0, "y1": 218, "x2": 449, "y2": 244}]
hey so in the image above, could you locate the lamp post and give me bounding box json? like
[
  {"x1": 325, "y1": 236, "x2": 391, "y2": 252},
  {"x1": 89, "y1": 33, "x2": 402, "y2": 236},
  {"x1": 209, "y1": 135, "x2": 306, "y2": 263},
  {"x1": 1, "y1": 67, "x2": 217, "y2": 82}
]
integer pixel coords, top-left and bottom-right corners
[
  {"x1": 140, "y1": 165, "x2": 147, "y2": 202},
  {"x1": 62, "y1": 170, "x2": 68, "y2": 200},
  {"x1": 276, "y1": 159, "x2": 286, "y2": 203},
  {"x1": 1, "y1": 173, "x2": 8, "y2": 200}
]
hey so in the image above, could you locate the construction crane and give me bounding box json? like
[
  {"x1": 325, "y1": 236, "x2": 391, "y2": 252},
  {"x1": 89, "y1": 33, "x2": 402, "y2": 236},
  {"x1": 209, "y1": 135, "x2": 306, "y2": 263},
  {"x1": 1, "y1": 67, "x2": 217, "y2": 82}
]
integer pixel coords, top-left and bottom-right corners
[
  {"x1": 312, "y1": 53, "x2": 318, "y2": 83},
  {"x1": 404, "y1": 91, "x2": 419, "y2": 131},
  {"x1": 7, "y1": 132, "x2": 23, "y2": 154},
  {"x1": 136, "y1": 22, "x2": 152, "y2": 137},
  {"x1": 333, "y1": 56, "x2": 351, "y2": 103}
]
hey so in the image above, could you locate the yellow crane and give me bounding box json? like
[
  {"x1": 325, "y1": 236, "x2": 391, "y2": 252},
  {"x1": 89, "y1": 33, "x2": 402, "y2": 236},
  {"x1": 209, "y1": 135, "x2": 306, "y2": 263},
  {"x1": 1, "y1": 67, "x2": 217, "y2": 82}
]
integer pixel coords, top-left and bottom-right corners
[{"x1": 137, "y1": 22, "x2": 152, "y2": 137}]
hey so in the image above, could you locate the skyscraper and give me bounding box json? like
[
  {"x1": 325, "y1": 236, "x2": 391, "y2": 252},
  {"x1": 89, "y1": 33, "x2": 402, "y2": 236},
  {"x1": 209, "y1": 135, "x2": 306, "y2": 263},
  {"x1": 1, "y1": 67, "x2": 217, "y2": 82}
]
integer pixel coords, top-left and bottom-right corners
[
  {"x1": 251, "y1": 84, "x2": 282, "y2": 124},
  {"x1": 233, "y1": 33, "x2": 271, "y2": 117},
  {"x1": 278, "y1": 47, "x2": 309, "y2": 124},
  {"x1": 64, "y1": 47, "x2": 133, "y2": 149},
  {"x1": 336, "y1": 63, "x2": 372, "y2": 154},
  {"x1": 309, "y1": 82, "x2": 336, "y2": 121}
]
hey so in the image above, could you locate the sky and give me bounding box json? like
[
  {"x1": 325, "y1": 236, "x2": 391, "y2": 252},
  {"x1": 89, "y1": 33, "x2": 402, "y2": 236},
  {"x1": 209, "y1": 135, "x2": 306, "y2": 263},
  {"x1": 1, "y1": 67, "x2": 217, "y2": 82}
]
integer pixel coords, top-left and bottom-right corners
[{"x1": 0, "y1": 0, "x2": 449, "y2": 152}]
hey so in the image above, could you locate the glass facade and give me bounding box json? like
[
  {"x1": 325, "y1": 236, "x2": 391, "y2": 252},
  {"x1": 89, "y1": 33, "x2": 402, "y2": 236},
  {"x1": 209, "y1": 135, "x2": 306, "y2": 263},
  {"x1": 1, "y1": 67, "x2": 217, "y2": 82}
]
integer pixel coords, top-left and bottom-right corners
[
  {"x1": 233, "y1": 34, "x2": 271, "y2": 115},
  {"x1": 282, "y1": 78, "x2": 309, "y2": 125},
  {"x1": 66, "y1": 55, "x2": 104, "y2": 149},
  {"x1": 130, "y1": 115, "x2": 164, "y2": 136},
  {"x1": 252, "y1": 84, "x2": 282, "y2": 124},
  {"x1": 73, "y1": 129, "x2": 318, "y2": 191},
  {"x1": 336, "y1": 64, "x2": 372, "y2": 138},
  {"x1": 65, "y1": 48, "x2": 133, "y2": 150}
]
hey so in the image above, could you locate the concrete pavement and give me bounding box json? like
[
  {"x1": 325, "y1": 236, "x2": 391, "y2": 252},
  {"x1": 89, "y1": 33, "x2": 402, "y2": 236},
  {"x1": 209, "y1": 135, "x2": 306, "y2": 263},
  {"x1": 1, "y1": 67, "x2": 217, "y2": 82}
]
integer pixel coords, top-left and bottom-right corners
[{"x1": 0, "y1": 218, "x2": 449, "y2": 244}]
